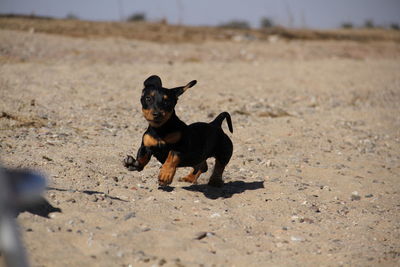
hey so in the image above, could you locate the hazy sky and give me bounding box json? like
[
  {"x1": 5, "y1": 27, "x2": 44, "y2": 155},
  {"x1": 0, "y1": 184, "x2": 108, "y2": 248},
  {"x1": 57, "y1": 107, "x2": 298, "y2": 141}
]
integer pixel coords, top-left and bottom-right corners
[{"x1": 1, "y1": 0, "x2": 399, "y2": 29}]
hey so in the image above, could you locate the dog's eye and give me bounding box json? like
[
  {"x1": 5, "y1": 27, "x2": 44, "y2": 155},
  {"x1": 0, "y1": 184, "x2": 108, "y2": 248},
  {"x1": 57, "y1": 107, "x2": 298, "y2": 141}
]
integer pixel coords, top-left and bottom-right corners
[{"x1": 145, "y1": 96, "x2": 152, "y2": 103}]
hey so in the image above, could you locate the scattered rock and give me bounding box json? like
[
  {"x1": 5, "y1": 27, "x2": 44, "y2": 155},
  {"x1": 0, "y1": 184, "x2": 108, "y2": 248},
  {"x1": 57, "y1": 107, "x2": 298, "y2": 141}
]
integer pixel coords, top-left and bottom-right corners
[
  {"x1": 124, "y1": 212, "x2": 136, "y2": 221},
  {"x1": 351, "y1": 191, "x2": 361, "y2": 201},
  {"x1": 291, "y1": 236, "x2": 305, "y2": 242},
  {"x1": 233, "y1": 109, "x2": 251, "y2": 116},
  {"x1": 310, "y1": 204, "x2": 321, "y2": 213},
  {"x1": 195, "y1": 232, "x2": 215, "y2": 240},
  {"x1": 42, "y1": 155, "x2": 53, "y2": 161},
  {"x1": 258, "y1": 107, "x2": 291, "y2": 118},
  {"x1": 91, "y1": 195, "x2": 98, "y2": 202},
  {"x1": 66, "y1": 198, "x2": 76, "y2": 203},
  {"x1": 337, "y1": 206, "x2": 350, "y2": 216},
  {"x1": 299, "y1": 218, "x2": 314, "y2": 224}
]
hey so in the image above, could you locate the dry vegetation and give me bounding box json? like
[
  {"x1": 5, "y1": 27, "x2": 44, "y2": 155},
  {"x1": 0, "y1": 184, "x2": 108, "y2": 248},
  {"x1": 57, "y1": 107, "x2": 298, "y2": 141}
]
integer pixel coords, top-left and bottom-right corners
[{"x1": 1, "y1": 15, "x2": 400, "y2": 43}]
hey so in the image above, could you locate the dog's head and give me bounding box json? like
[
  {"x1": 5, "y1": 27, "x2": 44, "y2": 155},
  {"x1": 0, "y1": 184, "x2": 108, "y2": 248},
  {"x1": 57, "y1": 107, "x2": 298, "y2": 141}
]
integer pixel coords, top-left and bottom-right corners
[{"x1": 141, "y1": 75, "x2": 197, "y2": 127}]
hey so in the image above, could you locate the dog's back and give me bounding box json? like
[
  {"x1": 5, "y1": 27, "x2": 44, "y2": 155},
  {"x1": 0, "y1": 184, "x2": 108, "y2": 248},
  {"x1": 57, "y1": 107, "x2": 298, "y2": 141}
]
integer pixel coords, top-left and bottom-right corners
[{"x1": 180, "y1": 112, "x2": 233, "y2": 168}]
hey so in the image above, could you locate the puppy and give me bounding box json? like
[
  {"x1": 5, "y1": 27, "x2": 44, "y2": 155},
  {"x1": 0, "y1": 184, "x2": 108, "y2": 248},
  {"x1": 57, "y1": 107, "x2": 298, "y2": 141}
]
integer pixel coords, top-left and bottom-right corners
[{"x1": 124, "y1": 75, "x2": 233, "y2": 187}]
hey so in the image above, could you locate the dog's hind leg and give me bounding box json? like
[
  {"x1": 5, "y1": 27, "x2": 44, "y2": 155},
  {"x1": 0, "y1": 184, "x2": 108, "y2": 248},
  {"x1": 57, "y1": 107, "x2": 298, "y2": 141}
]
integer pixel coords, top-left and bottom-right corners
[
  {"x1": 208, "y1": 160, "x2": 225, "y2": 187},
  {"x1": 208, "y1": 134, "x2": 233, "y2": 187},
  {"x1": 179, "y1": 161, "x2": 208, "y2": 184}
]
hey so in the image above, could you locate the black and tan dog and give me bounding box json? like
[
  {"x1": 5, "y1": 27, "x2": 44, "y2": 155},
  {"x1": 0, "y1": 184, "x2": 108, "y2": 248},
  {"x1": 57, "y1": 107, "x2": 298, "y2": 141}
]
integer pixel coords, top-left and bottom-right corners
[{"x1": 123, "y1": 75, "x2": 233, "y2": 187}]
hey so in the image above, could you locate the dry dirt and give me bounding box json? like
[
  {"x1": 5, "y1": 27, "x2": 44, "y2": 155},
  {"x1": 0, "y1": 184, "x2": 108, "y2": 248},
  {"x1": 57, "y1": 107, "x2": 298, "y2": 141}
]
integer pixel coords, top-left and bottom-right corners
[{"x1": 1, "y1": 24, "x2": 400, "y2": 267}]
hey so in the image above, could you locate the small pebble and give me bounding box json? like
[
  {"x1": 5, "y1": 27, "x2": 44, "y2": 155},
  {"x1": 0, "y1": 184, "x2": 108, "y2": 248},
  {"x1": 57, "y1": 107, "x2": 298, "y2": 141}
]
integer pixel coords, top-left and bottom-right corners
[
  {"x1": 42, "y1": 155, "x2": 53, "y2": 161},
  {"x1": 124, "y1": 212, "x2": 136, "y2": 221},
  {"x1": 300, "y1": 218, "x2": 314, "y2": 224},
  {"x1": 91, "y1": 195, "x2": 98, "y2": 202},
  {"x1": 351, "y1": 191, "x2": 361, "y2": 201},
  {"x1": 291, "y1": 236, "x2": 304, "y2": 242},
  {"x1": 195, "y1": 232, "x2": 215, "y2": 240}
]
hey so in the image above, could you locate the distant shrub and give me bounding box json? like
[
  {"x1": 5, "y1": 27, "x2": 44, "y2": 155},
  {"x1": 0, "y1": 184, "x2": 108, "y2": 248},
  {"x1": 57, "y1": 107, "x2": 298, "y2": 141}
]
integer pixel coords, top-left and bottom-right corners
[
  {"x1": 219, "y1": 20, "x2": 250, "y2": 29},
  {"x1": 364, "y1": 19, "x2": 375, "y2": 28},
  {"x1": 127, "y1": 12, "x2": 146, "y2": 22},
  {"x1": 66, "y1": 13, "x2": 79, "y2": 20},
  {"x1": 341, "y1": 22, "x2": 353, "y2": 29},
  {"x1": 260, "y1": 17, "x2": 274, "y2": 28},
  {"x1": 390, "y1": 23, "x2": 399, "y2": 30}
]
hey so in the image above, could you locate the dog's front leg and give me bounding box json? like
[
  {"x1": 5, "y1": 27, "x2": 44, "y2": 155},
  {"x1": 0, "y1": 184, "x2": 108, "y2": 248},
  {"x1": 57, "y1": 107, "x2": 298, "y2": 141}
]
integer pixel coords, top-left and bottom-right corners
[
  {"x1": 124, "y1": 144, "x2": 152, "y2": 171},
  {"x1": 158, "y1": 151, "x2": 180, "y2": 186}
]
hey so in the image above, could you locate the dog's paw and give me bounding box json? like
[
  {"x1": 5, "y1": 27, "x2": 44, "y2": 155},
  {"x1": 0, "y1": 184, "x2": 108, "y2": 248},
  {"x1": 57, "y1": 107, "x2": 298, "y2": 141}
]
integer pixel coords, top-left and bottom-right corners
[
  {"x1": 127, "y1": 165, "x2": 142, "y2": 171},
  {"x1": 123, "y1": 155, "x2": 135, "y2": 167},
  {"x1": 208, "y1": 176, "x2": 224, "y2": 187},
  {"x1": 158, "y1": 166, "x2": 176, "y2": 186},
  {"x1": 123, "y1": 155, "x2": 142, "y2": 171},
  {"x1": 179, "y1": 174, "x2": 198, "y2": 184}
]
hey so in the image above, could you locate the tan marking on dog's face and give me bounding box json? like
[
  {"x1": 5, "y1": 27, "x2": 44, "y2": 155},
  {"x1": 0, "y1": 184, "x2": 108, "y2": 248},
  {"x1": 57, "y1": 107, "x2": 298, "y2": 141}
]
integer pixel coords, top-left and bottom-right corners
[
  {"x1": 163, "y1": 95, "x2": 168, "y2": 100},
  {"x1": 142, "y1": 108, "x2": 154, "y2": 121},
  {"x1": 143, "y1": 134, "x2": 159, "y2": 147},
  {"x1": 141, "y1": 108, "x2": 172, "y2": 127}
]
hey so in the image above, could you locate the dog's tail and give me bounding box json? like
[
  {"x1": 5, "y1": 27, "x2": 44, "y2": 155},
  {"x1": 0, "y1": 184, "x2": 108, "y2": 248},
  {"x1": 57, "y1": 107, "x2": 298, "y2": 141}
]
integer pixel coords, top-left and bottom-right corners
[{"x1": 211, "y1": 112, "x2": 233, "y2": 133}]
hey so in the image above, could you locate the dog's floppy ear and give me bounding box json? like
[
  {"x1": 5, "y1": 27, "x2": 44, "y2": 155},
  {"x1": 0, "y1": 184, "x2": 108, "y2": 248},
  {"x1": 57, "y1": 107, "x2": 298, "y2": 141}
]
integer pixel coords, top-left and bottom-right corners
[
  {"x1": 144, "y1": 75, "x2": 162, "y2": 88},
  {"x1": 171, "y1": 80, "x2": 197, "y2": 97}
]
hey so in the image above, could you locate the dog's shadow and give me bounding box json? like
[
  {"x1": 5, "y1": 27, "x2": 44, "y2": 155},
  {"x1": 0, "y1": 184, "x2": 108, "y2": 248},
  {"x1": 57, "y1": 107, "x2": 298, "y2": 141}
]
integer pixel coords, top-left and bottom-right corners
[{"x1": 181, "y1": 180, "x2": 264, "y2": 199}]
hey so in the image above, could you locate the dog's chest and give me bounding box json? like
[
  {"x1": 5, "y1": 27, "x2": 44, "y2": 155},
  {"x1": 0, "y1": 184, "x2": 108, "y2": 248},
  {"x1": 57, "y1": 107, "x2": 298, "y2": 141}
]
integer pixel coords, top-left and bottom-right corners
[
  {"x1": 144, "y1": 132, "x2": 182, "y2": 164},
  {"x1": 143, "y1": 132, "x2": 181, "y2": 147}
]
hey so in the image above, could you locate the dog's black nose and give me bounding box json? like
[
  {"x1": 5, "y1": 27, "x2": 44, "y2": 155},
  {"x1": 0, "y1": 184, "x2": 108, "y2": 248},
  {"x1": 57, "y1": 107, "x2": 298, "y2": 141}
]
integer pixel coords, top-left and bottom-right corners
[{"x1": 152, "y1": 111, "x2": 161, "y2": 118}]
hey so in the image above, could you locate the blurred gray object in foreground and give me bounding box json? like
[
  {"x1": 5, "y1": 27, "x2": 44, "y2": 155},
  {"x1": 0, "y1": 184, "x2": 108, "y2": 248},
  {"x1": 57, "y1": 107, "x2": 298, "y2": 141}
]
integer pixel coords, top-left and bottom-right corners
[{"x1": 0, "y1": 166, "x2": 46, "y2": 267}]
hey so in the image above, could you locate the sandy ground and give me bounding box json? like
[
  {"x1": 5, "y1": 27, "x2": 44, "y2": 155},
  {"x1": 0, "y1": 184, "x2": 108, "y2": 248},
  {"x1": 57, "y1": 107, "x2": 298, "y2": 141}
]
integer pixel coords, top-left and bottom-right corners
[{"x1": 1, "y1": 28, "x2": 400, "y2": 267}]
